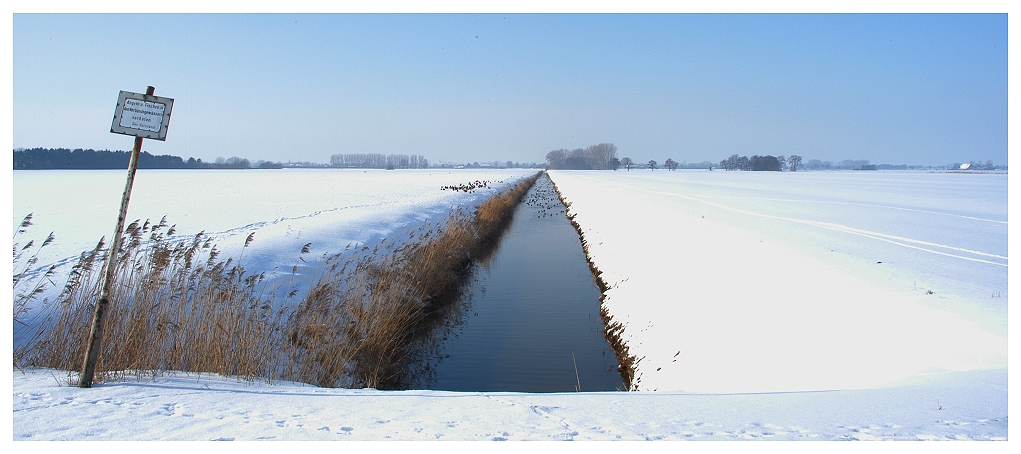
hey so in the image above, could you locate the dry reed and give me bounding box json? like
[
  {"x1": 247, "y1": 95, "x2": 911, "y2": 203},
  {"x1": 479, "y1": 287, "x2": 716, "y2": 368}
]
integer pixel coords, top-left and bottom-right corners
[
  {"x1": 13, "y1": 213, "x2": 58, "y2": 366},
  {"x1": 284, "y1": 172, "x2": 539, "y2": 388},
  {"x1": 16, "y1": 172, "x2": 540, "y2": 389}
]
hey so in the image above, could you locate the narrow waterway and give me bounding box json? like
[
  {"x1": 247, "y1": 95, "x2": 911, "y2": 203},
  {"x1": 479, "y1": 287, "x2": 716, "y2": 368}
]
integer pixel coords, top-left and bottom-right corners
[{"x1": 411, "y1": 173, "x2": 622, "y2": 392}]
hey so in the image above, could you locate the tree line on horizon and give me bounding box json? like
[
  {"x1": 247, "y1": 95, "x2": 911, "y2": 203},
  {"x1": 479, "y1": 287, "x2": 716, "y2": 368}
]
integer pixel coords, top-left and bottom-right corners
[
  {"x1": 329, "y1": 153, "x2": 429, "y2": 169},
  {"x1": 718, "y1": 154, "x2": 803, "y2": 171},
  {"x1": 16, "y1": 147, "x2": 999, "y2": 173},
  {"x1": 12, "y1": 148, "x2": 536, "y2": 171},
  {"x1": 12, "y1": 148, "x2": 284, "y2": 170},
  {"x1": 545, "y1": 143, "x2": 620, "y2": 170},
  {"x1": 544, "y1": 143, "x2": 727, "y2": 172},
  {"x1": 717, "y1": 155, "x2": 1008, "y2": 171}
]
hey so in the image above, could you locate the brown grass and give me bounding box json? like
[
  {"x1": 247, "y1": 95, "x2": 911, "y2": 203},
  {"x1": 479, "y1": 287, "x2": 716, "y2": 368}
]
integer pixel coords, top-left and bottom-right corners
[
  {"x1": 13, "y1": 213, "x2": 58, "y2": 366},
  {"x1": 21, "y1": 219, "x2": 286, "y2": 383},
  {"x1": 284, "y1": 171, "x2": 539, "y2": 388},
  {"x1": 15, "y1": 173, "x2": 540, "y2": 388}
]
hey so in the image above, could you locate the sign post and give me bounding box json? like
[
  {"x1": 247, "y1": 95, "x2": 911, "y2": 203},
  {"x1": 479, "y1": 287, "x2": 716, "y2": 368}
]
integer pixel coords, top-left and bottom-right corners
[{"x1": 79, "y1": 86, "x2": 174, "y2": 388}]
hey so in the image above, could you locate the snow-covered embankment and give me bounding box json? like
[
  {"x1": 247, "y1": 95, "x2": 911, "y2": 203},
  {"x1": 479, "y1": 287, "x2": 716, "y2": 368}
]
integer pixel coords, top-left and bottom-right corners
[{"x1": 547, "y1": 170, "x2": 1007, "y2": 394}]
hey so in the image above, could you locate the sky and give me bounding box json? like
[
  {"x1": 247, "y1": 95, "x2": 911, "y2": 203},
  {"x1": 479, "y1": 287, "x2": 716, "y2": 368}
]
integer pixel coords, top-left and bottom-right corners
[{"x1": 11, "y1": 9, "x2": 1009, "y2": 166}]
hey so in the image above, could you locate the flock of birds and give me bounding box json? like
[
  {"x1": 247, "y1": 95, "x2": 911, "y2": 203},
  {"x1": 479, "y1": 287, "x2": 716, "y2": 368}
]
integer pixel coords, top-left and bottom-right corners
[
  {"x1": 440, "y1": 179, "x2": 500, "y2": 193},
  {"x1": 440, "y1": 175, "x2": 569, "y2": 219},
  {"x1": 524, "y1": 177, "x2": 568, "y2": 219}
]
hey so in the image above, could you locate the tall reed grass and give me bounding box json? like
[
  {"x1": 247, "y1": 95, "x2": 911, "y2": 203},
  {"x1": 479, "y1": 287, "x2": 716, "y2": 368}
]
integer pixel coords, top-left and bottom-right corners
[
  {"x1": 15, "y1": 173, "x2": 540, "y2": 389},
  {"x1": 13, "y1": 213, "x2": 58, "y2": 366}
]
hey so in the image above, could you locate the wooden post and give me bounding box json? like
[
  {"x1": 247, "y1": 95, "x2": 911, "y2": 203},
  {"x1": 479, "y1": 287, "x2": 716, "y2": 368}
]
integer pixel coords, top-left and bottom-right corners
[{"x1": 79, "y1": 86, "x2": 155, "y2": 388}]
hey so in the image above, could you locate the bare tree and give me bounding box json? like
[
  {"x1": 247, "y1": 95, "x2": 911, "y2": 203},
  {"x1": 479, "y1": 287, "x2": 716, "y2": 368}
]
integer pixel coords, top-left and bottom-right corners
[
  {"x1": 584, "y1": 143, "x2": 618, "y2": 170},
  {"x1": 621, "y1": 157, "x2": 634, "y2": 171},
  {"x1": 545, "y1": 149, "x2": 568, "y2": 169},
  {"x1": 330, "y1": 153, "x2": 429, "y2": 169},
  {"x1": 545, "y1": 143, "x2": 618, "y2": 170},
  {"x1": 787, "y1": 155, "x2": 803, "y2": 172},
  {"x1": 721, "y1": 154, "x2": 742, "y2": 171},
  {"x1": 664, "y1": 158, "x2": 678, "y2": 171},
  {"x1": 648, "y1": 160, "x2": 657, "y2": 170}
]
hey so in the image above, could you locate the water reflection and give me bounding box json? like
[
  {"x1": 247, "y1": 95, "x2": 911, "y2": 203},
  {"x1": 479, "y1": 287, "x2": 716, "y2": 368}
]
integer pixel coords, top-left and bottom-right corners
[{"x1": 408, "y1": 173, "x2": 623, "y2": 392}]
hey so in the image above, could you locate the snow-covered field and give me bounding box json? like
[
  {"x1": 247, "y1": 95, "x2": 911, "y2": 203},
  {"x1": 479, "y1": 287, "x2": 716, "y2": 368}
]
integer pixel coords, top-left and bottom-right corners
[
  {"x1": 9, "y1": 168, "x2": 1011, "y2": 443},
  {"x1": 13, "y1": 168, "x2": 538, "y2": 287},
  {"x1": 548, "y1": 170, "x2": 1007, "y2": 394}
]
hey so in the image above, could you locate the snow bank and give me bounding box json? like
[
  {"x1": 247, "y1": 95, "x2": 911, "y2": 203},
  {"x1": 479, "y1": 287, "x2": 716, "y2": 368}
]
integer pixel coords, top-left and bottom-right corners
[
  {"x1": 548, "y1": 170, "x2": 1007, "y2": 394},
  {"x1": 13, "y1": 168, "x2": 538, "y2": 294},
  {"x1": 11, "y1": 367, "x2": 1006, "y2": 441}
]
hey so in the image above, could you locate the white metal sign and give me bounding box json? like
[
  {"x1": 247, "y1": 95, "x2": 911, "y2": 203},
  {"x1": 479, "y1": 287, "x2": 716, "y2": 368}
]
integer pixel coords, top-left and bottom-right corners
[{"x1": 110, "y1": 90, "x2": 174, "y2": 141}]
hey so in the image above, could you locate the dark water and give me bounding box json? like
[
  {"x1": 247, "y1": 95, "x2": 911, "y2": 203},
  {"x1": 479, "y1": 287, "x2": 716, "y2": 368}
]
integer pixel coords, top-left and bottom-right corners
[{"x1": 411, "y1": 173, "x2": 623, "y2": 392}]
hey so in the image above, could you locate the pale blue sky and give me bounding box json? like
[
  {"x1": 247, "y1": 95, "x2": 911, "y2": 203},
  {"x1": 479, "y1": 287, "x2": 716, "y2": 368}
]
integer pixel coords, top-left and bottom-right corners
[{"x1": 13, "y1": 13, "x2": 1007, "y2": 166}]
